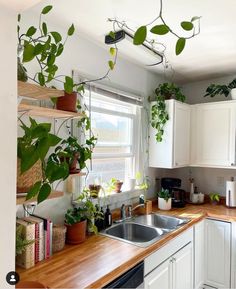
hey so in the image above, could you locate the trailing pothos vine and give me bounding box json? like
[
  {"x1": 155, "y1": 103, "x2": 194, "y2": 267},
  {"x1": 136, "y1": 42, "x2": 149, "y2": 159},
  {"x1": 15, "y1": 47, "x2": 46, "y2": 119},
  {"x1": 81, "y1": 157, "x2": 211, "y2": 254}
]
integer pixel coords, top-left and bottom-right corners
[{"x1": 108, "y1": 0, "x2": 201, "y2": 66}]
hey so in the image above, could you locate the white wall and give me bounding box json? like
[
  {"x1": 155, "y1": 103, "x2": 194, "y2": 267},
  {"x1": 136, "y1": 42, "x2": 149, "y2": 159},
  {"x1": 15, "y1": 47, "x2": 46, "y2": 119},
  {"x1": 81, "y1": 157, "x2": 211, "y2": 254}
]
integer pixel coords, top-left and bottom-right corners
[
  {"x1": 0, "y1": 5, "x2": 17, "y2": 288},
  {"x1": 16, "y1": 9, "x2": 165, "y2": 223}
]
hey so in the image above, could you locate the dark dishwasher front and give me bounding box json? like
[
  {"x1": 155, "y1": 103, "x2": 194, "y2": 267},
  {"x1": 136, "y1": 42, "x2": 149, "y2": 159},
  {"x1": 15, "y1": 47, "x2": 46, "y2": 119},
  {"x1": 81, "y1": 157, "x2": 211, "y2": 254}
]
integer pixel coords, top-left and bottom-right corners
[{"x1": 103, "y1": 261, "x2": 144, "y2": 288}]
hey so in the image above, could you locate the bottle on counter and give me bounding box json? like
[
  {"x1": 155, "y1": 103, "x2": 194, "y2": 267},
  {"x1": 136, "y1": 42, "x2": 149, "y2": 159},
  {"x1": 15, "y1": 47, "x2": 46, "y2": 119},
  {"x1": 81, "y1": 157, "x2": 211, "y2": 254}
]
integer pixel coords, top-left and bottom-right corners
[{"x1": 104, "y1": 205, "x2": 112, "y2": 228}]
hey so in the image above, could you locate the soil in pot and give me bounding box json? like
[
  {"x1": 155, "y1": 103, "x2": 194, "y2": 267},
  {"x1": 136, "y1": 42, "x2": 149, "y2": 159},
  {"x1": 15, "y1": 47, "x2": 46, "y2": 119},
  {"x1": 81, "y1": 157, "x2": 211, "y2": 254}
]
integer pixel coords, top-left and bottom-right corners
[
  {"x1": 65, "y1": 219, "x2": 87, "y2": 244},
  {"x1": 56, "y1": 91, "x2": 77, "y2": 112}
]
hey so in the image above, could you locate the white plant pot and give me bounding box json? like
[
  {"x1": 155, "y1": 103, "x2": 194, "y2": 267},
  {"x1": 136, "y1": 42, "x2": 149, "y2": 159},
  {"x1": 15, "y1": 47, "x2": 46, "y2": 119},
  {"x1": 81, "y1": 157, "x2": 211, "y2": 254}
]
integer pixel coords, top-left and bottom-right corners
[
  {"x1": 158, "y1": 197, "x2": 172, "y2": 210},
  {"x1": 231, "y1": 88, "x2": 236, "y2": 100}
]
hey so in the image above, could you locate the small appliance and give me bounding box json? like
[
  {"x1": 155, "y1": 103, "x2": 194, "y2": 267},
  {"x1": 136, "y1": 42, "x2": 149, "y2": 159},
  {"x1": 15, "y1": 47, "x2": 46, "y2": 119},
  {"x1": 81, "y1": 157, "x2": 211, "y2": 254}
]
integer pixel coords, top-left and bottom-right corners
[
  {"x1": 161, "y1": 177, "x2": 186, "y2": 208},
  {"x1": 226, "y1": 179, "x2": 236, "y2": 208}
]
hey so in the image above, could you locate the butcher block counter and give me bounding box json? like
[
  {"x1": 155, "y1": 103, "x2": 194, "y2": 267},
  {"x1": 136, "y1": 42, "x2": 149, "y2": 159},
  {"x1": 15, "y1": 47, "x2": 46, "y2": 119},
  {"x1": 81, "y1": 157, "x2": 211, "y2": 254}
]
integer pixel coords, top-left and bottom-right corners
[{"x1": 17, "y1": 203, "x2": 236, "y2": 288}]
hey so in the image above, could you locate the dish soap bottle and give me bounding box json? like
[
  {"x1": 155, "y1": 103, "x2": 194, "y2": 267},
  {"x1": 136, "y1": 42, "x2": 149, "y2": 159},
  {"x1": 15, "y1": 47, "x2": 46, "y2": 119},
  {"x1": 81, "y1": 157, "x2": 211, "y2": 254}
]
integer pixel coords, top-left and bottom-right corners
[{"x1": 105, "y1": 205, "x2": 112, "y2": 228}]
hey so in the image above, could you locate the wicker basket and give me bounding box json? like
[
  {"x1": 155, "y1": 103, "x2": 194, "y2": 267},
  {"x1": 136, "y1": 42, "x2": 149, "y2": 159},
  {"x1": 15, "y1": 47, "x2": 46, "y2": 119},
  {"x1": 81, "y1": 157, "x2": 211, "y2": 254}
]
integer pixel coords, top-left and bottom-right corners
[
  {"x1": 52, "y1": 225, "x2": 67, "y2": 253},
  {"x1": 17, "y1": 158, "x2": 42, "y2": 194}
]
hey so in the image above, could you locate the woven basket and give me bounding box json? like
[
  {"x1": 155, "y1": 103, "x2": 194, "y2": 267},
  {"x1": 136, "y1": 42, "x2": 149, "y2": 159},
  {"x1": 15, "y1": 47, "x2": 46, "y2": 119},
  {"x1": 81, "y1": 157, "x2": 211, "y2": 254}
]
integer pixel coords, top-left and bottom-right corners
[
  {"x1": 17, "y1": 158, "x2": 42, "y2": 194},
  {"x1": 52, "y1": 225, "x2": 67, "y2": 253}
]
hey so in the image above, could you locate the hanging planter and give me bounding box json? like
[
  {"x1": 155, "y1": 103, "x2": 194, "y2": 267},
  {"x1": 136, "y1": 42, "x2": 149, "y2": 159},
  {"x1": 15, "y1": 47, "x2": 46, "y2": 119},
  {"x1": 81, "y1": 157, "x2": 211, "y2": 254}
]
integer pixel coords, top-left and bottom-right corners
[{"x1": 56, "y1": 91, "x2": 77, "y2": 112}]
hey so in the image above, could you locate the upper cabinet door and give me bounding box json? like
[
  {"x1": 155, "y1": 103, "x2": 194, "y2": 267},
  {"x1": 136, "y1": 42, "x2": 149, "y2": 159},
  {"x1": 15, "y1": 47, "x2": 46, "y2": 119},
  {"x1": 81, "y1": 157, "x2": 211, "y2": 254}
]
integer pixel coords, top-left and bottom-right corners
[
  {"x1": 149, "y1": 100, "x2": 191, "y2": 169},
  {"x1": 174, "y1": 102, "x2": 191, "y2": 167},
  {"x1": 193, "y1": 102, "x2": 236, "y2": 167}
]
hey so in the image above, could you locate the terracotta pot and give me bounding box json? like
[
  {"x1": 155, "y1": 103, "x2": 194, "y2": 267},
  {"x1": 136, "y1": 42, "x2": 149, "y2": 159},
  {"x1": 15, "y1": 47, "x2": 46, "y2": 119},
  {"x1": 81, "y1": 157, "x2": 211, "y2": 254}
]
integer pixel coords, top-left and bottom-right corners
[
  {"x1": 56, "y1": 91, "x2": 77, "y2": 112},
  {"x1": 114, "y1": 181, "x2": 123, "y2": 193},
  {"x1": 65, "y1": 219, "x2": 87, "y2": 244},
  {"x1": 16, "y1": 281, "x2": 48, "y2": 288},
  {"x1": 60, "y1": 152, "x2": 80, "y2": 174},
  {"x1": 89, "y1": 184, "x2": 101, "y2": 198}
]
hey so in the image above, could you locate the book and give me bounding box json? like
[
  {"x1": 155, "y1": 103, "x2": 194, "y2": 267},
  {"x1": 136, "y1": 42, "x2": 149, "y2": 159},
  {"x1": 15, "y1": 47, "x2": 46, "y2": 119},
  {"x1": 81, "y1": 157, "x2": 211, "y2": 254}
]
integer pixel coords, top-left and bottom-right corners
[
  {"x1": 16, "y1": 219, "x2": 35, "y2": 269},
  {"x1": 49, "y1": 221, "x2": 53, "y2": 256},
  {"x1": 24, "y1": 216, "x2": 44, "y2": 262}
]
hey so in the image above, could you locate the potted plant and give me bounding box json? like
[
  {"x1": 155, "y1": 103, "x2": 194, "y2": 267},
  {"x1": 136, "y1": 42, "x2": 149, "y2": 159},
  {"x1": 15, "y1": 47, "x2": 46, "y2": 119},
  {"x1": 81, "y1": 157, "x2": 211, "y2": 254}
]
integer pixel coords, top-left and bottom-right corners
[
  {"x1": 209, "y1": 193, "x2": 220, "y2": 205},
  {"x1": 157, "y1": 188, "x2": 172, "y2": 210},
  {"x1": 89, "y1": 184, "x2": 101, "y2": 198},
  {"x1": 151, "y1": 83, "x2": 186, "y2": 142},
  {"x1": 204, "y1": 79, "x2": 236, "y2": 99}
]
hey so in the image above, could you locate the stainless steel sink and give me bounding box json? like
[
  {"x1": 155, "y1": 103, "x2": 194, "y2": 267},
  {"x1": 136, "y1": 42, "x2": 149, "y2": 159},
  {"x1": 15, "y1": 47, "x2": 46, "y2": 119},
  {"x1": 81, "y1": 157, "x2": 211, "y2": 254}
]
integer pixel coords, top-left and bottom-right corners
[
  {"x1": 100, "y1": 222, "x2": 164, "y2": 247},
  {"x1": 132, "y1": 214, "x2": 190, "y2": 230}
]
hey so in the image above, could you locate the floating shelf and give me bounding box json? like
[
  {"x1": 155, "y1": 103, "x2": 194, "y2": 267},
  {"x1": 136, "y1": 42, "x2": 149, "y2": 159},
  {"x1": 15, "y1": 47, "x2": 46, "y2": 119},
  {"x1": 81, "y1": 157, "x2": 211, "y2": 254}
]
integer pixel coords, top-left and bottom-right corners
[
  {"x1": 69, "y1": 172, "x2": 86, "y2": 177},
  {"x1": 16, "y1": 190, "x2": 64, "y2": 205},
  {"x1": 18, "y1": 103, "x2": 84, "y2": 119},
  {"x1": 18, "y1": 81, "x2": 64, "y2": 100}
]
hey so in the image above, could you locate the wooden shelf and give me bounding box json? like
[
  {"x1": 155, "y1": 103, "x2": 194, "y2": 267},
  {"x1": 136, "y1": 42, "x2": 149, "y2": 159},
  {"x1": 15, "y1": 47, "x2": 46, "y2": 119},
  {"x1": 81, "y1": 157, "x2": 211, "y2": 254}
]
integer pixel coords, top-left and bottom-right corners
[
  {"x1": 16, "y1": 190, "x2": 64, "y2": 205},
  {"x1": 18, "y1": 81, "x2": 64, "y2": 100},
  {"x1": 69, "y1": 172, "x2": 86, "y2": 177},
  {"x1": 18, "y1": 103, "x2": 84, "y2": 119}
]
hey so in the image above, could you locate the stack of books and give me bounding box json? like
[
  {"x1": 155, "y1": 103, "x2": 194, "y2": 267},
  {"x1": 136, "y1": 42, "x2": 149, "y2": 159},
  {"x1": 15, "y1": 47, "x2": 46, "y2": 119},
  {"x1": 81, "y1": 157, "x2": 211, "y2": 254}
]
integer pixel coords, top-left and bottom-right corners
[{"x1": 16, "y1": 215, "x2": 53, "y2": 269}]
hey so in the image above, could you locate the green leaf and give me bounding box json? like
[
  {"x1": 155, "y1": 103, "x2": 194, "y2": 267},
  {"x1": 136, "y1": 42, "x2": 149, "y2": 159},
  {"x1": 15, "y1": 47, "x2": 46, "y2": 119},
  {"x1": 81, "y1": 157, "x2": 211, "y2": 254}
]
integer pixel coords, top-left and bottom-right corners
[
  {"x1": 47, "y1": 54, "x2": 56, "y2": 66},
  {"x1": 37, "y1": 137, "x2": 50, "y2": 160},
  {"x1": 38, "y1": 72, "x2": 45, "y2": 86},
  {"x1": 150, "y1": 24, "x2": 169, "y2": 35},
  {"x1": 23, "y1": 43, "x2": 35, "y2": 62},
  {"x1": 34, "y1": 43, "x2": 44, "y2": 55},
  {"x1": 37, "y1": 183, "x2": 51, "y2": 203},
  {"x1": 109, "y1": 47, "x2": 116, "y2": 56},
  {"x1": 133, "y1": 26, "x2": 147, "y2": 45},
  {"x1": 42, "y1": 22, "x2": 47, "y2": 36},
  {"x1": 67, "y1": 24, "x2": 75, "y2": 36},
  {"x1": 64, "y1": 76, "x2": 74, "y2": 94},
  {"x1": 48, "y1": 134, "x2": 61, "y2": 146},
  {"x1": 191, "y1": 16, "x2": 201, "y2": 22},
  {"x1": 26, "y1": 26, "x2": 37, "y2": 37},
  {"x1": 108, "y1": 60, "x2": 115, "y2": 70},
  {"x1": 181, "y1": 21, "x2": 193, "y2": 31},
  {"x1": 18, "y1": 14, "x2": 21, "y2": 22},
  {"x1": 109, "y1": 31, "x2": 115, "y2": 39},
  {"x1": 51, "y1": 31, "x2": 62, "y2": 43},
  {"x1": 41, "y1": 5, "x2": 53, "y2": 15},
  {"x1": 175, "y1": 38, "x2": 186, "y2": 55},
  {"x1": 56, "y1": 43, "x2": 64, "y2": 57},
  {"x1": 26, "y1": 181, "x2": 41, "y2": 200}
]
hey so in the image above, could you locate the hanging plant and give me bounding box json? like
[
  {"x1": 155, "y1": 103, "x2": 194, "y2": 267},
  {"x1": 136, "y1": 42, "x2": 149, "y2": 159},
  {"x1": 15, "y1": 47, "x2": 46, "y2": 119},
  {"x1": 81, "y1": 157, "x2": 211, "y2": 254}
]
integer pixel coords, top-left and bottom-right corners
[
  {"x1": 204, "y1": 79, "x2": 236, "y2": 98},
  {"x1": 151, "y1": 83, "x2": 186, "y2": 142}
]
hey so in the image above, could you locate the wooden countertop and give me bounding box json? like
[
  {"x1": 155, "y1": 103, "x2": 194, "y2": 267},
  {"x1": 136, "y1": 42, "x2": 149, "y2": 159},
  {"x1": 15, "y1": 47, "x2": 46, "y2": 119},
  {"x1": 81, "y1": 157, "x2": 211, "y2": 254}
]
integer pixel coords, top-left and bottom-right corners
[{"x1": 17, "y1": 203, "x2": 236, "y2": 288}]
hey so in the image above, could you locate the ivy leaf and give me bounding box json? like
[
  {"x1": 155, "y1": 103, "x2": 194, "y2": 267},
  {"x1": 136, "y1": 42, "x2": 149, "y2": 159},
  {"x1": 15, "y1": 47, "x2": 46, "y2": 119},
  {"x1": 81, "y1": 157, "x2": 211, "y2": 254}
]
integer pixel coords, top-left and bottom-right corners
[
  {"x1": 150, "y1": 24, "x2": 169, "y2": 35},
  {"x1": 56, "y1": 43, "x2": 64, "y2": 56},
  {"x1": 23, "y1": 43, "x2": 35, "y2": 62},
  {"x1": 37, "y1": 183, "x2": 51, "y2": 203},
  {"x1": 133, "y1": 26, "x2": 147, "y2": 45},
  {"x1": 64, "y1": 76, "x2": 74, "y2": 94},
  {"x1": 109, "y1": 31, "x2": 115, "y2": 39},
  {"x1": 38, "y1": 72, "x2": 45, "y2": 86},
  {"x1": 181, "y1": 21, "x2": 193, "y2": 31},
  {"x1": 67, "y1": 24, "x2": 75, "y2": 36},
  {"x1": 175, "y1": 38, "x2": 186, "y2": 55},
  {"x1": 34, "y1": 43, "x2": 44, "y2": 55},
  {"x1": 51, "y1": 31, "x2": 62, "y2": 43},
  {"x1": 26, "y1": 181, "x2": 42, "y2": 200},
  {"x1": 109, "y1": 47, "x2": 116, "y2": 56},
  {"x1": 108, "y1": 60, "x2": 115, "y2": 70},
  {"x1": 42, "y1": 22, "x2": 47, "y2": 36},
  {"x1": 191, "y1": 16, "x2": 201, "y2": 22},
  {"x1": 18, "y1": 14, "x2": 21, "y2": 22},
  {"x1": 26, "y1": 26, "x2": 37, "y2": 37},
  {"x1": 41, "y1": 5, "x2": 53, "y2": 15}
]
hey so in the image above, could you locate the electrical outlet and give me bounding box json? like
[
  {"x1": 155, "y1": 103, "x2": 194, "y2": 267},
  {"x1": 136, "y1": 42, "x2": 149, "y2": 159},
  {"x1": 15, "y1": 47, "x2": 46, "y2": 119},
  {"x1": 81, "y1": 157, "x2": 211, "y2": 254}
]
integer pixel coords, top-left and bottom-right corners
[{"x1": 216, "y1": 176, "x2": 224, "y2": 187}]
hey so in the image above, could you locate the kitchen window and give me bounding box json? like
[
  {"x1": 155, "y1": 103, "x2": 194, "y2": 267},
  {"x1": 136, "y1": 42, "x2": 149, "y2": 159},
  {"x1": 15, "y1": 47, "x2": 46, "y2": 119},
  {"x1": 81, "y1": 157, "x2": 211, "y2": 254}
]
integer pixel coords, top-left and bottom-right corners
[{"x1": 84, "y1": 88, "x2": 139, "y2": 191}]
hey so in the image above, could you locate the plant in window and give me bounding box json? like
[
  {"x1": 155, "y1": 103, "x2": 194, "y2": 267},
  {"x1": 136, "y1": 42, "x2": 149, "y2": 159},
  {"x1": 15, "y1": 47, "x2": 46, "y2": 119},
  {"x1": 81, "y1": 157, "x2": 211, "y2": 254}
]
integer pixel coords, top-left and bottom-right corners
[{"x1": 151, "y1": 83, "x2": 186, "y2": 142}]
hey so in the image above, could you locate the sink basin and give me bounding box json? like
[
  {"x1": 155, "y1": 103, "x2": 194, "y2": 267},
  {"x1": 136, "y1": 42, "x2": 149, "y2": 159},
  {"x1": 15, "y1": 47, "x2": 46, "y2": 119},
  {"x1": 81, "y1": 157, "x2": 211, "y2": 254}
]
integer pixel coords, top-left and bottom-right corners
[
  {"x1": 132, "y1": 214, "x2": 190, "y2": 230},
  {"x1": 100, "y1": 222, "x2": 164, "y2": 247}
]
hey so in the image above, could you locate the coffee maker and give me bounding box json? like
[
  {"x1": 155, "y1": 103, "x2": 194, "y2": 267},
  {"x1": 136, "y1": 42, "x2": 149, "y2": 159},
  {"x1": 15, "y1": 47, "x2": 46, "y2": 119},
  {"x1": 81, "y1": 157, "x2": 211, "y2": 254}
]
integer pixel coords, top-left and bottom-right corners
[{"x1": 161, "y1": 178, "x2": 186, "y2": 208}]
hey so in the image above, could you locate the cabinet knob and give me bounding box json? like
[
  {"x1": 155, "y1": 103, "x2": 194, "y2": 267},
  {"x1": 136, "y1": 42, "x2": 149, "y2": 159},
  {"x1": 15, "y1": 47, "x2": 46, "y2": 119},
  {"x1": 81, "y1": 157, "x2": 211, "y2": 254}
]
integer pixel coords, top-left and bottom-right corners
[{"x1": 231, "y1": 163, "x2": 235, "y2": 166}]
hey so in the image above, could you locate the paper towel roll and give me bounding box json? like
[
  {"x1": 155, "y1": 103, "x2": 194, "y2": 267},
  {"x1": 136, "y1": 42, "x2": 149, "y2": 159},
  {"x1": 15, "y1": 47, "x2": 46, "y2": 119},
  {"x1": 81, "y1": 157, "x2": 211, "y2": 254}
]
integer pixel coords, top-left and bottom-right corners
[{"x1": 226, "y1": 180, "x2": 236, "y2": 207}]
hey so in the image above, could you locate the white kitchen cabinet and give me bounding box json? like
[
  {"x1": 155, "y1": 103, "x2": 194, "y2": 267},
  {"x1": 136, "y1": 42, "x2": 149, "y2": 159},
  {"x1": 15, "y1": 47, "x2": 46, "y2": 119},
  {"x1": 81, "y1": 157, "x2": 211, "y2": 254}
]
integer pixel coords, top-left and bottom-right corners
[
  {"x1": 144, "y1": 243, "x2": 193, "y2": 289},
  {"x1": 204, "y1": 219, "x2": 231, "y2": 288},
  {"x1": 149, "y1": 99, "x2": 191, "y2": 168},
  {"x1": 191, "y1": 101, "x2": 236, "y2": 167},
  {"x1": 232, "y1": 222, "x2": 236, "y2": 289},
  {"x1": 194, "y1": 220, "x2": 205, "y2": 289}
]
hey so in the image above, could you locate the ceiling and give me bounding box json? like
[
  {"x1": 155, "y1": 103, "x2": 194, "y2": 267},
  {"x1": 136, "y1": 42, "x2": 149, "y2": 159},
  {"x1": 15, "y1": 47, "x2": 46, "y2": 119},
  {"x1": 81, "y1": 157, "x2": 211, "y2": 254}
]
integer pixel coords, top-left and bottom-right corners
[{"x1": 30, "y1": 0, "x2": 236, "y2": 84}]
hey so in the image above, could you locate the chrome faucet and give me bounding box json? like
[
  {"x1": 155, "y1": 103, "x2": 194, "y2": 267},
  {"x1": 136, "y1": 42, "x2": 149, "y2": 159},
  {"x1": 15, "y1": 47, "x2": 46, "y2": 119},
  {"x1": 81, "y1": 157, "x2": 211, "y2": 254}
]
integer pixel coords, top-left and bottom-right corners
[
  {"x1": 127, "y1": 203, "x2": 145, "y2": 218},
  {"x1": 115, "y1": 202, "x2": 145, "y2": 223}
]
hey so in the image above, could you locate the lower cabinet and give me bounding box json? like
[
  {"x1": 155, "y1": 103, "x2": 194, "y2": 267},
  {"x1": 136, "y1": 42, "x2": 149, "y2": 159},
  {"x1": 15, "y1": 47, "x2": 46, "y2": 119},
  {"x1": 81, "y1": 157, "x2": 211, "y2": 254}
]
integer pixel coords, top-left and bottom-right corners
[
  {"x1": 144, "y1": 242, "x2": 193, "y2": 289},
  {"x1": 204, "y1": 219, "x2": 231, "y2": 289},
  {"x1": 194, "y1": 220, "x2": 205, "y2": 289}
]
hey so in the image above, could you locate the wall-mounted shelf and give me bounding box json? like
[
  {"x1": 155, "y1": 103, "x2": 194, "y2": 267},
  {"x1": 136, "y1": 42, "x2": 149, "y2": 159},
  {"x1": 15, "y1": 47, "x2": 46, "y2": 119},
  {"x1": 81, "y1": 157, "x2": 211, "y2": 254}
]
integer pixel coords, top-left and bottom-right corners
[
  {"x1": 18, "y1": 81, "x2": 64, "y2": 100},
  {"x1": 18, "y1": 103, "x2": 84, "y2": 119},
  {"x1": 16, "y1": 190, "x2": 64, "y2": 205}
]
